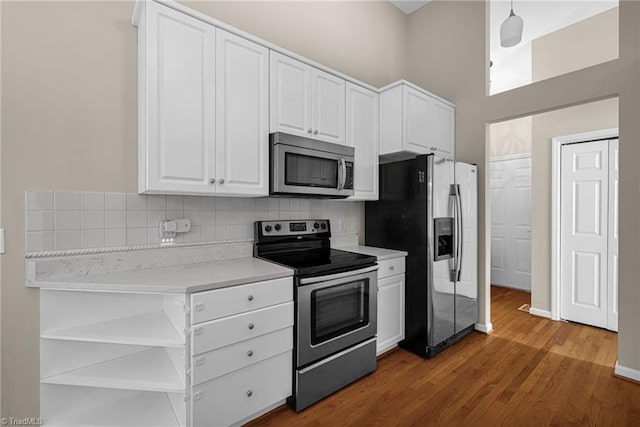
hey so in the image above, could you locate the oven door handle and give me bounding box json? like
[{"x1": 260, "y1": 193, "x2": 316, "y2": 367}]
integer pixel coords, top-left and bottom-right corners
[{"x1": 299, "y1": 265, "x2": 379, "y2": 285}]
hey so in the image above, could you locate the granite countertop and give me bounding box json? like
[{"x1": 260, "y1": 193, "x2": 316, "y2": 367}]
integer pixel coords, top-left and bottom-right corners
[
  {"x1": 26, "y1": 257, "x2": 293, "y2": 294},
  {"x1": 339, "y1": 245, "x2": 408, "y2": 260}
]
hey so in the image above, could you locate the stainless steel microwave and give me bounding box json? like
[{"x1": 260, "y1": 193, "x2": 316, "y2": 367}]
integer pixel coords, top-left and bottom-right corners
[{"x1": 270, "y1": 132, "x2": 354, "y2": 198}]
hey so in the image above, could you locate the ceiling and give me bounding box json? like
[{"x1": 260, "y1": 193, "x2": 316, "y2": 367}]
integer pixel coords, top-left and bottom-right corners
[
  {"x1": 490, "y1": 0, "x2": 618, "y2": 94},
  {"x1": 389, "y1": 0, "x2": 431, "y2": 15}
]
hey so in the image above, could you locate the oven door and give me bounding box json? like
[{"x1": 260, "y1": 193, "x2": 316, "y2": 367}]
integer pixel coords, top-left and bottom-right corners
[
  {"x1": 296, "y1": 265, "x2": 378, "y2": 367},
  {"x1": 272, "y1": 143, "x2": 354, "y2": 198}
]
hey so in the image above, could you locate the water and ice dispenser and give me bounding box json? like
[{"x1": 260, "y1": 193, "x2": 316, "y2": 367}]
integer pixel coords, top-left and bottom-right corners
[{"x1": 434, "y1": 217, "x2": 454, "y2": 261}]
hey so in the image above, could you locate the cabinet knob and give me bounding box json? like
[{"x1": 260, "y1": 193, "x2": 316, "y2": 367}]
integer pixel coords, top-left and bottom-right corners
[
  {"x1": 248, "y1": 295, "x2": 254, "y2": 301},
  {"x1": 194, "y1": 391, "x2": 204, "y2": 401},
  {"x1": 194, "y1": 302, "x2": 205, "y2": 311},
  {"x1": 219, "y1": 178, "x2": 225, "y2": 184},
  {"x1": 390, "y1": 266, "x2": 395, "y2": 271},
  {"x1": 307, "y1": 128, "x2": 312, "y2": 133},
  {"x1": 195, "y1": 356, "x2": 206, "y2": 366},
  {"x1": 246, "y1": 390, "x2": 253, "y2": 397},
  {"x1": 314, "y1": 130, "x2": 318, "y2": 134},
  {"x1": 248, "y1": 323, "x2": 255, "y2": 330},
  {"x1": 209, "y1": 178, "x2": 215, "y2": 184},
  {"x1": 247, "y1": 350, "x2": 254, "y2": 357}
]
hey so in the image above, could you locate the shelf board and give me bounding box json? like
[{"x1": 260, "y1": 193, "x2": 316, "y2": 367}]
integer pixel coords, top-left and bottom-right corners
[
  {"x1": 50, "y1": 391, "x2": 180, "y2": 427},
  {"x1": 41, "y1": 311, "x2": 184, "y2": 348},
  {"x1": 41, "y1": 347, "x2": 185, "y2": 393}
]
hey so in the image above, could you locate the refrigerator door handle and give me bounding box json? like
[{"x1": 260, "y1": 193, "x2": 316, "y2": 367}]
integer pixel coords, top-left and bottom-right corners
[
  {"x1": 455, "y1": 184, "x2": 463, "y2": 282},
  {"x1": 449, "y1": 185, "x2": 459, "y2": 282}
]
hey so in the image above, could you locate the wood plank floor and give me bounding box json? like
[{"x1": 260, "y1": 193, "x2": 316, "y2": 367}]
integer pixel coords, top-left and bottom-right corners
[{"x1": 248, "y1": 286, "x2": 640, "y2": 426}]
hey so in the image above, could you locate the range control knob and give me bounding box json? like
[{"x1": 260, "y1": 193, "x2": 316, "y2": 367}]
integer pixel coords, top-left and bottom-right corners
[
  {"x1": 274, "y1": 224, "x2": 282, "y2": 231},
  {"x1": 264, "y1": 225, "x2": 272, "y2": 232},
  {"x1": 320, "y1": 223, "x2": 327, "y2": 230},
  {"x1": 313, "y1": 222, "x2": 320, "y2": 230}
]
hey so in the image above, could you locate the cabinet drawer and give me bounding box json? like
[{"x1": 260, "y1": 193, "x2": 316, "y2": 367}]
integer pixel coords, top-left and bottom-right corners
[
  {"x1": 191, "y1": 277, "x2": 293, "y2": 324},
  {"x1": 192, "y1": 351, "x2": 292, "y2": 427},
  {"x1": 192, "y1": 327, "x2": 292, "y2": 386},
  {"x1": 191, "y1": 302, "x2": 293, "y2": 356},
  {"x1": 377, "y1": 257, "x2": 405, "y2": 279}
]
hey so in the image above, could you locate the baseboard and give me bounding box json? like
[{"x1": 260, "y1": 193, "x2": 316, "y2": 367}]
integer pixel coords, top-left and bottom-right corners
[
  {"x1": 529, "y1": 307, "x2": 552, "y2": 318},
  {"x1": 614, "y1": 361, "x2": 640, "y2": 383},
  {"x1": 475, "y1": 322, "x2": 493, "y2": 334}
]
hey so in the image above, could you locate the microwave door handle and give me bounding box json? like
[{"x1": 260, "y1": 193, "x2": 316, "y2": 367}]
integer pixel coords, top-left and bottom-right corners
[{"x1": 338, "y1": 158, "x2": 347, "y2": 190}]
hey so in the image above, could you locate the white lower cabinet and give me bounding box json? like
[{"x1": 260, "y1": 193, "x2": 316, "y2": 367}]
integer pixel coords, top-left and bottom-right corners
[
  {"x1": 191, "y1": 351, "x2": 292, "y2": 427},
  {"x1": 376, "y1": 256, "x2": 406, "y2": 355},
  {"x1": 39, "y1": 277, "x2": 293, "y2": 427}
]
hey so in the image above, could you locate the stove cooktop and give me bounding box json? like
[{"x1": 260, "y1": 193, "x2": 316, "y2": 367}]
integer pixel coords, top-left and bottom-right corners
[{"x1": 258, "y1": 248, "x2": 376, "y2": 277}]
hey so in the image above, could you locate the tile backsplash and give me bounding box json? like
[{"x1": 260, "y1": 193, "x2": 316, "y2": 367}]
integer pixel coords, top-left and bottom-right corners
[{"x1": 25, "y1": 191, "x2": 360, "y2": 253}]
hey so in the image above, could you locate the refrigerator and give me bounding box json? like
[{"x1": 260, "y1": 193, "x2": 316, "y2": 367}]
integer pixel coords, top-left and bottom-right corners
[{"x1": 365, "y1": 154, "x2": 477, "y2": 358}]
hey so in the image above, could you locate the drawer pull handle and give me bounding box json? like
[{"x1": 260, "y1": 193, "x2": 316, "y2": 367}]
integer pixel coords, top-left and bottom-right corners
[
  {"x1": 248, "y1": 295, "x2": 254, "y2": 301},
  {"x1": 194, "y1": 391, "x2": 205, "y2": 401},
  {"x1": 247, "y1": 350, "x2": 254, "y2": 357},
  {"x1": 195, "y1": 356, "x2": 206, "y2": 366},
  {"x1": 193, "y1": 327, "x2": 204, "y2": 336},
  {"x1": 246, "y1": 390, "x2": 253, "y2": 397},
  {"x1": 194, "y1": 302, "x2": 205, "y2": 311},
  {"x1": 390, "y1": 266, "x2": 395, "y2": 271},
  {"x1": 248, "y1": 323, "x2": 255, "y2": 330}
]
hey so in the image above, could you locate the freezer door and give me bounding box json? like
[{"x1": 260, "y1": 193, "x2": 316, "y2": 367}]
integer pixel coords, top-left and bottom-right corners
[
  {"x1": 454, "y1": 162, "x2": 478, "y2": 332},
  {"x1": 428, "y1": 155, "x2": 456, "y2": 347}
]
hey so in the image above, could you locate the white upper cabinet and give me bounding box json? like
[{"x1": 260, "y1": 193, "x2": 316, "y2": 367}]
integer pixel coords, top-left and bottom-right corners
[
  {"x1": 139, "y1": 2, "x2": 268, "y2": 196},
  {"x1": 379, "y1": 81, "x2": 455, "y2": 160},
  {"x1": 269, "y1": 51, "x2": 312, "y2": 137},
  {"x1": 312, "y1": 69, "x2": 346, "y2": 145},
  {"x1": 346, "y1": 83, "x2": 379, "y2": 201},
  {"x1": 142, "y1": 1, "x2": 216, "y2": 194},
  {"x1": 215, "y1": 29, "x2": 269, "y2": 196},
  {"x1": 404, "y1": 86, "x2": 432, "y2": 153},
  {"x1": 270, "y1": 52, "x2": 346, "y2": 145},
  {"x1": 432, "y1": 100, "x2": 455, "y2": 158}
]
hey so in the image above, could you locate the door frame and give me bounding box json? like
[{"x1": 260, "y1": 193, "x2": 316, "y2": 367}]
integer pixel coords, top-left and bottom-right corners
[{"x1": 551, "y1": 127, "x2": 618, "y2": 321}]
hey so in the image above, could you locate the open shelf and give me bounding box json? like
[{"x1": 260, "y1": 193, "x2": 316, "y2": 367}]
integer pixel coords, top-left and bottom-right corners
[
  {"x1": 41, "y1": 311, "x2": 184, "y2": 348},
  {"x1": 41, "y1": 347, "x2": 185, "y2": 393},
  {"x1": 49, "y1": 391, "x2": 180, "y2": 427}
]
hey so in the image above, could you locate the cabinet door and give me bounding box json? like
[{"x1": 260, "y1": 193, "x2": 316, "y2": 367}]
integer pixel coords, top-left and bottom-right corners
[
  {"x1": 346, "y1": 83, "x2": 378, "y2": 200},
  {"x1": 402, "y1": 86, "x2": 431, "y2": 154},
  {"x1": 144, "y1": 2, "x2": 216, "y2": 194},
  {"x1": 270, "y1": 51, "x2": 311, "y2": 137},
  {"x1": 311, "y1": 69, "x2": 346, "y2": 145},
  {"x1": 376, "y1": 274, "x2": 405, "y2": 355},
  {"x1": 432, "y1": 100, "x2": 455, "y2": 159},
  {"x1": 216, "y1": 29, "x2": 269, "y2": 196}
]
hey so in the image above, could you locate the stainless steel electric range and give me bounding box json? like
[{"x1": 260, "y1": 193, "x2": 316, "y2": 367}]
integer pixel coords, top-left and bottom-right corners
[{"x1": 254, "y1": 219, "x2": 378, "y2": 412}]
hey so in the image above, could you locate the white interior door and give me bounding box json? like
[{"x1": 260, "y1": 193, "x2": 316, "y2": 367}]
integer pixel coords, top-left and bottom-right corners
[
  {"x1": 560, "y1": 141, "x2": 609, "y2": 328},
  {"x1": 490, "y1": 157, "x2": 532, "y2": 290},
  {"x1": 607, "y1": 139, "x2": 619, "y2": 331}
]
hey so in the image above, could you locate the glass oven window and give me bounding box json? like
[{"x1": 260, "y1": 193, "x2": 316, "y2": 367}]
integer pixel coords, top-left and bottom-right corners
[
  {"x1": 285, "y1": 153, "x2": 338, "y2": 189},
  {"x1": 310, "y1": 279, "x2": 369, "y2": 345}
]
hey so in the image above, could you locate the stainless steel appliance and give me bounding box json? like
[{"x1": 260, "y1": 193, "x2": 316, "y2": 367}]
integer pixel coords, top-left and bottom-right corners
[
  {"x1": 254, "y1": 220, "x2": 378, "y2": 411},
  {"x1": 365, "y1": 154, "x2": 478, "y2": 358},
  {"x1": 270, "y1": 132, "x2": 355, "y2": 198}
]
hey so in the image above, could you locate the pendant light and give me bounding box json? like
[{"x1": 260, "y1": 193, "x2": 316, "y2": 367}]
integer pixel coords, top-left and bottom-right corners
[{"x1": 500, "y1": 0, "x2": 524, "y2": 48}]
